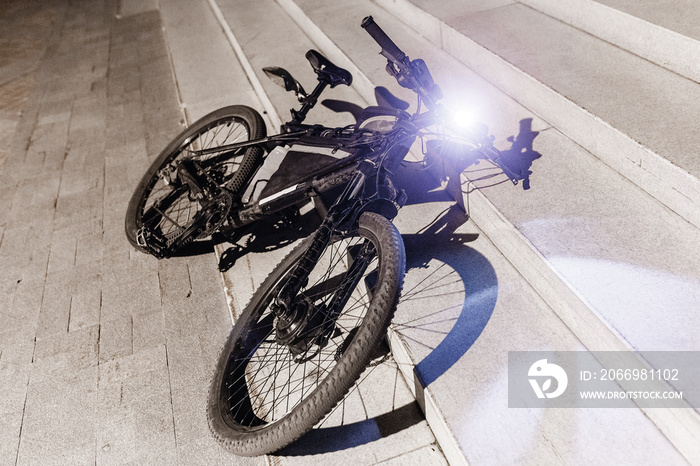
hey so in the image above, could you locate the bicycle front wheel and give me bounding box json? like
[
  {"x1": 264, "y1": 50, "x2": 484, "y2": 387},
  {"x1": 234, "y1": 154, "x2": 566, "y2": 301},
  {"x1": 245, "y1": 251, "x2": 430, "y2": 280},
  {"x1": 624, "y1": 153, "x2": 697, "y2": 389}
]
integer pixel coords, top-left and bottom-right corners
[
  {"x1": 207, "y1": 212, "x2": 405, "y2": 456},
  {"x1": 125, "y1": 105, "x2": 265, "y2": 256}
]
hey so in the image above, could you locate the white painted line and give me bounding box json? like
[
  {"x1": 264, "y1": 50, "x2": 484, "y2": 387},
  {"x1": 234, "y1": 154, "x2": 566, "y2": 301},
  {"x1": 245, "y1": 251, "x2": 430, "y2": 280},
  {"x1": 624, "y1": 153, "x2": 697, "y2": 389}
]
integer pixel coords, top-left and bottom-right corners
[{"x1": 206, "y1": 0, "x2": 283, "y2": 131}]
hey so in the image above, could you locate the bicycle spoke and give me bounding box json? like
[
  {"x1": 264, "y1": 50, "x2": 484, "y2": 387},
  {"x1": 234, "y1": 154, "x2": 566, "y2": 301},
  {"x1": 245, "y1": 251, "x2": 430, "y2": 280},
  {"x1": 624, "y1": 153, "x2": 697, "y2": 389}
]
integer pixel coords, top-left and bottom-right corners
[
  {"x1": 139, "y1": 117, "x2": 250, "y2": 245},
  {"x1": 222, "y1": 232, "x2": 385, "y2": 427}
]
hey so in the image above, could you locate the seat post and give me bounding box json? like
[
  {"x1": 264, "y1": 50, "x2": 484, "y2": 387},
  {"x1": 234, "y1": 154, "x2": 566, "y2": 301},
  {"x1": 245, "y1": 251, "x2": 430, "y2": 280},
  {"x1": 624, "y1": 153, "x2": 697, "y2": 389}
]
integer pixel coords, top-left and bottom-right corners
[{"x1": 291, "y1": 79, "x2": 328, "y2": 124}]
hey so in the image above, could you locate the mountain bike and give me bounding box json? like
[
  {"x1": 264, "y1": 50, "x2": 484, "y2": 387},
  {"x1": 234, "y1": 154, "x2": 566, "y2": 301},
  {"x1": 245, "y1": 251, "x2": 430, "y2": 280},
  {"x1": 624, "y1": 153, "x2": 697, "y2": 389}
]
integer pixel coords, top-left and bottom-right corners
[{"x1": 125, "y1": 16, "x2": 524, "y2": 456}]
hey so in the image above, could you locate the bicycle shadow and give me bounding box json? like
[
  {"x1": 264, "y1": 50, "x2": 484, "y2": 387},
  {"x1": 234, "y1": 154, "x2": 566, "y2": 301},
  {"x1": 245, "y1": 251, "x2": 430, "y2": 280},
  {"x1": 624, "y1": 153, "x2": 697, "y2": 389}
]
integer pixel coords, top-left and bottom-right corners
[
  {"x1": 163, "y1": 210, "x2": 321, "y2": 261},
  {"x1": 399, "y1": 205, "x2": 498, "y2": 387},
  {"x1": 277, "y1": 204, "x2": 498, "y2": 457},
  {"x1": 496, "y1": 118, "x2": 542, "y2": 190},
  {"x1": 216, "y1": 208, "x2": 322, "y2": 272},
  {"x1": 276, "y1": 338, "x2": 428, "y2": 456}
]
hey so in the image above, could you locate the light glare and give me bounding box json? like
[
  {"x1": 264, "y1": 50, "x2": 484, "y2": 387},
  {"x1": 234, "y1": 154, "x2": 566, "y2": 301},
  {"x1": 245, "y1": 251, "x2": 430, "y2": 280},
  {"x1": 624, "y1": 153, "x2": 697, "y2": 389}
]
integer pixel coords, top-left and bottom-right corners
[{"x1": 452, "y1": 108, "x2": 476, "y2": 128}]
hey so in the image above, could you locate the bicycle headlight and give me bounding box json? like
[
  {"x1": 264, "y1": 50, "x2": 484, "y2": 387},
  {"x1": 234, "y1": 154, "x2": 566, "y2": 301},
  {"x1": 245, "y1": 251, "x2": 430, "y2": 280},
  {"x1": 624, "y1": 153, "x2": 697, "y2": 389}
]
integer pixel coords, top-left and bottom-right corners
[{"x1": 451, "y1": 108, "x2": 477, "y2": 130}]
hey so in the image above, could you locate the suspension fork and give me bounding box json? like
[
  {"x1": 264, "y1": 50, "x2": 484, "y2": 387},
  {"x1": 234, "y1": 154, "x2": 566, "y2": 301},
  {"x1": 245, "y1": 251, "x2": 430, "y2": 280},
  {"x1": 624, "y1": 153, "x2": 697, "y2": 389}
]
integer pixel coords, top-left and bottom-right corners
[
  {"x1": 272, "y1": 167, "x2": 368, "y2": 316},
  {"x1": 317, "y1": 239, "x2": 375, "y2": 333}
]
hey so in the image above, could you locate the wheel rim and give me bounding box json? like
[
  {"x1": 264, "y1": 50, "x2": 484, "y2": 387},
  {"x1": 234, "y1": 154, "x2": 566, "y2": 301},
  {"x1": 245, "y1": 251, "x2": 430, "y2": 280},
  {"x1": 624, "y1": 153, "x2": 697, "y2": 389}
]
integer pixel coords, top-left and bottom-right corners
[
  {"x1": 139, "y1": 117, "x2": 250, "y2": 242},
  {"x1": 220, "y1": 233, "x2": 382, "y2": 430}
]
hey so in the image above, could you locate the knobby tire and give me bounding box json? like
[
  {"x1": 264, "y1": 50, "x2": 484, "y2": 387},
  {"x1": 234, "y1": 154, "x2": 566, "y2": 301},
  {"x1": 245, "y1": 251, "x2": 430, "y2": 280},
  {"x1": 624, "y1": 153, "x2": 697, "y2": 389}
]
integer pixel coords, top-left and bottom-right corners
[{"x1": 207, "y1": 212, "x2": 405, "y2": 456}]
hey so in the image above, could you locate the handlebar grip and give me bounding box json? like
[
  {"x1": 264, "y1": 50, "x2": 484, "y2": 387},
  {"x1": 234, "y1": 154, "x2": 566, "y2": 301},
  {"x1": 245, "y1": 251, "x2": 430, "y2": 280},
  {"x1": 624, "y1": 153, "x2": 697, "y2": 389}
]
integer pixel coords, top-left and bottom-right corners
[{"x1": 361, "y1": 16, "x2": 406, "y2": 66}]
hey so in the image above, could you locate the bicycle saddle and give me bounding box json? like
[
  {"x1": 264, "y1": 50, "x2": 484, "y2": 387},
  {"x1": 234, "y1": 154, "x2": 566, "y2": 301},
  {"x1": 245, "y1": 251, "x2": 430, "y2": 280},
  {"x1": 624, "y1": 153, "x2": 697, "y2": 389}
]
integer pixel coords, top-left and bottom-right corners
[{"x1": 305, "y1": 50, "x2": 353, "y2": 88}]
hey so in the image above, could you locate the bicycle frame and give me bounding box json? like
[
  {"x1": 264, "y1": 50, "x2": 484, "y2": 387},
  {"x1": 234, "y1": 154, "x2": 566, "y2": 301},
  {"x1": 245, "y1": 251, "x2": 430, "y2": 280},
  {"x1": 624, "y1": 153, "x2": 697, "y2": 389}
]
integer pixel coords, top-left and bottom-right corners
[
  {"x1": 198, "y1": 111, "x2": 419, "y2": 230},
  {"x1": 133, "y1": 14, "x2": 522, "y2": 260}
]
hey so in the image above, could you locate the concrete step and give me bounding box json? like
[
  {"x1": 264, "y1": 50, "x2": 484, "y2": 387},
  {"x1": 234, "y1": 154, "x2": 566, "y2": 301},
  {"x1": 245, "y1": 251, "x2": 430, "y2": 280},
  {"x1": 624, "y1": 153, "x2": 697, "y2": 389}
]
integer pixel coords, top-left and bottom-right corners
[
  {"x1": 205, "y1": 0, "x2": 696, "y2": 458},
  {"x1": 391, "y1": 192, "x2": 689, "y2": 466},
  {"x1": 520, "y1": 0, "x2": 700, "y2": 83},
  {"x1": 267, "y1": 0, "x2": 700, "y2": 463},
  {"x1": 376, "y1": 0, "x2": 700, "y2": 231},
  {"x1": 209, "y1": 0, "x2": 365, "y2": 131}
]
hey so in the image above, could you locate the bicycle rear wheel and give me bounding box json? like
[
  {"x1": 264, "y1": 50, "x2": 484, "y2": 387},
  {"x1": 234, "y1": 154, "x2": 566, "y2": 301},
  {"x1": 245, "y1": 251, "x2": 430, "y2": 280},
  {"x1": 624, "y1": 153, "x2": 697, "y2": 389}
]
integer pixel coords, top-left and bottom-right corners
[
  {"x1": 208, "y1": 212, "x2": 405, "y2": 455},
  {"x1": 125, "y1": 105, "x2": 265, "y2": 257}
]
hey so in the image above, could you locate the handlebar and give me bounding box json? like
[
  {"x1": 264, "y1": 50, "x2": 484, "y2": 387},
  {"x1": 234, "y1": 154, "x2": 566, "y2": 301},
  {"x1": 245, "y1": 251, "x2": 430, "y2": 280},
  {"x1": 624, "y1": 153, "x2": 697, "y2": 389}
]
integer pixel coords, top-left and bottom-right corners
[
  {"x1": 361, "y1": 16, "x2": 408, "y2": 70},
  {"x1": 361, "y1": 17, "x2": 521, "y2": 187},
  {"x1": 361, "y1": 16, "x2": 442, "y2": 109}
]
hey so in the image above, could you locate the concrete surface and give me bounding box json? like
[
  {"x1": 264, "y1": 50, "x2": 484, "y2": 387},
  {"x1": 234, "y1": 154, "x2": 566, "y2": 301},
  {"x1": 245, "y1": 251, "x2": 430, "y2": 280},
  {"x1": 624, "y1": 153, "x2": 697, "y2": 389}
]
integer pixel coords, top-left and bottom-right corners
[
  {"x1": 391, "y1": 189, "x2": 687, "y2": 466},
  {"x1": 379, "y1": 0, "x2": 700, "y2": 231},
  {"x1": 272, "y1": 0, "x2": 700, "y2": 463},
  {"x1": 0, "y1": 0, "x2": 447, "y2": 464},
  {"x1": 452, "y1": 3, "x2": 700, "y2": 178},
  {"x1": 2, "y1": 0, "x2": 699, "y2": 465},
  {"x1": 521, "y1": 0, "x2": 700, "y2": 83},
  {"x1": 0, "y1": 1, "x2": 258, "y2": 464},
  {"x1": 595, "y1": 0, "x2": 700, "y2": 40}
]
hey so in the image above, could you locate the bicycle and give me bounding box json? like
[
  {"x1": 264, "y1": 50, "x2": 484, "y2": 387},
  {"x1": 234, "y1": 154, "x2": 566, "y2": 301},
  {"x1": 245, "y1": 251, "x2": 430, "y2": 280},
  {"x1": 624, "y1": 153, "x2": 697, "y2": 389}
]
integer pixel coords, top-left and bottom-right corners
[{"x1": 125, "y1": 16, "x2": 524, "y2": 456}]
